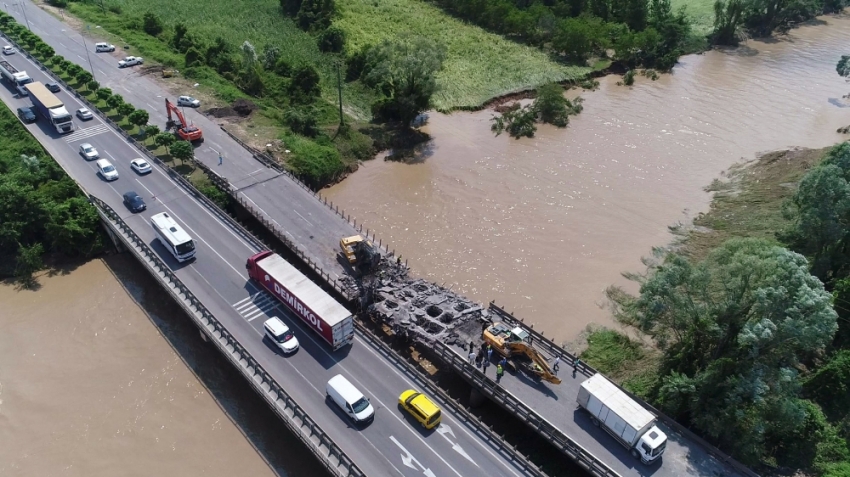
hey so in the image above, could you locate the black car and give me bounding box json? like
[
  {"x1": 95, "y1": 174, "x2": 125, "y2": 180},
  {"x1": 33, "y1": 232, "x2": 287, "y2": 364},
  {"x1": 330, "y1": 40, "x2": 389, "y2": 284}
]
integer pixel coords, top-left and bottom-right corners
[
  {"x1": 17, "y1": 107, "x2": 36, "y2": 123},
  {"x1": 122, "y1": 191, "x2": 146, "y2": 213},
  {"x1": 45, "y1": 82, "x2": 61, "y2": 93}
]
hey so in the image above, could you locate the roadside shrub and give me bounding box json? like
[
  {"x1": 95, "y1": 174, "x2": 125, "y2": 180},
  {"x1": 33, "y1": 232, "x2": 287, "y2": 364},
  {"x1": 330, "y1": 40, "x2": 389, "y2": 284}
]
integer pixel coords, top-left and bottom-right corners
[
  {"x1": 274, "y1": 57, "x2": 293, "y2": 77},
  {"x1": 48, "y1": 0, "x2": 68, "y2": 7},
  {"x1": 283, "y1": 106, "x2": 319, "y2": 137},
  {"x1": 184, "y1": 47, "x2": 203, "y2": 68},
  {"x1": 284, "y1": 133, "x2": 346, "y2": 187},
  {"x1": 289, "y1": 65, "x2": 321, "y2": 103},
  {"x1": 108, "y1": 5, "x2": 122, "y2": 14},
  {"x1": 317, "y1": 26, "x2": 345, "y2": 53},
  {"x1": 142, "y1": 12, "x2": 164, "y2": 36},
  {"x1": 296, "y1": 0, "x2": 336, "y2": 31}
]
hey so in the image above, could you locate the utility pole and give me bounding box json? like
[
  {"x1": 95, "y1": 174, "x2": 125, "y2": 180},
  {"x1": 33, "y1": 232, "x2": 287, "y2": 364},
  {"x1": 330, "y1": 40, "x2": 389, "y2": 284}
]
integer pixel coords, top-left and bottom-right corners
[
  {"x1": 80, "y1": 32, "x2": 96, "y2": 81},
  {"x1": 336, "y1": 60, "x2": 344, "y2": 128},
  {"x1": 19, "y1": 2, "x2": 31, "y2": 31}
]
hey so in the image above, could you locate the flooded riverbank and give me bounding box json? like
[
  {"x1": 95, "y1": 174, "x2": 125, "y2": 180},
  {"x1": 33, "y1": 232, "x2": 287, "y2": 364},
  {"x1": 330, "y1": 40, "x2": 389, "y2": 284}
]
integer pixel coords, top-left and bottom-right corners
[
  {"x1": 326, "y1": 14, "x2": 850, "y2": 342},
  {"x1": 0, "y1": 255, "x2": 327, "y2": 477}
]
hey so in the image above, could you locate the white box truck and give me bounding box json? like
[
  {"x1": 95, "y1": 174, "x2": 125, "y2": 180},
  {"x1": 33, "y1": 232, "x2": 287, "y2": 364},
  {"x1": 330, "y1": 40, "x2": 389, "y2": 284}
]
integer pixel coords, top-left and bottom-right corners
[{"x1": 577, "y1": 374, "x2": 667, "y2": 464}]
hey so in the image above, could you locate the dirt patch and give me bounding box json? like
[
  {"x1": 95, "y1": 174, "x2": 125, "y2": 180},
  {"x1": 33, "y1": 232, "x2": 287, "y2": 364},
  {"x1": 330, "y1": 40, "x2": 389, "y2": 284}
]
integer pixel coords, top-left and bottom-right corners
[{"x1": 207, "y1": 99, "x2": 257, "y2": 119}]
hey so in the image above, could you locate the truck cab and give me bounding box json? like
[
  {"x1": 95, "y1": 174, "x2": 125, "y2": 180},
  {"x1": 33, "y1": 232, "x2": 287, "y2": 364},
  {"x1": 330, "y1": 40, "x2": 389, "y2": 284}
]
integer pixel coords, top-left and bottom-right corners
[{"x1": 635, "y1": 427, "x2": 667, "y2": 464}]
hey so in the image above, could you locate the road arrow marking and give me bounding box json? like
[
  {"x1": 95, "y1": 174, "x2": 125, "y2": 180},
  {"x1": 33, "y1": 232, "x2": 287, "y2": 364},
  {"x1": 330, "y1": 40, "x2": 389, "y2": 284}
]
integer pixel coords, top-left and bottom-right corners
[
  {"x1": 437, "y1": 425, "x2": 478, "y2": 467},
  {"x1": 390, "y1": 436, "x2": 436, "y2": 476}
]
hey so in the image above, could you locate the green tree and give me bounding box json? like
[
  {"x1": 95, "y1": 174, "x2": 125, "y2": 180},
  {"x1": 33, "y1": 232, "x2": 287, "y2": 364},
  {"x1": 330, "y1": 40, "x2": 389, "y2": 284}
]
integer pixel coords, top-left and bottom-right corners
[
  {"x1": 782, "y1": 143, "x2": 850, "y2": 280},
  {"x1": 534, "y1": 83, "x2": 571, "y2": 128},
  {"x1": 491, "y1": 105, "x2": 537, "y2": 138},
  {"x1": 712, "y1": 0, "x2": 746, "y2": 45},
  {"x1": 804, "y1": 350, "x2": 850, "y2": 421},
  {"x1": 37, "y1": 43, "x2": 55, "y2": 61},
  {"x1": 289, "y1": 65, "x2": 321, "y2": 103},
  {"x1": 75, "y1": 69, "x2": 93, "y2": 86},
  {"x1": 552, "y1": 17, "x2": 607, "y2": 62},
  {"x1": 170, "y1": 140, "x2": 194, "y2": 167},
  {"x1": 609, "y1": 238, "x2": 838, "y2": 463},
  {"x1": 142, "y1": 12, "x2": 164, "y2": 36},
  {"x1": 117, "y1": 102, "x2": 135, "y2": 118},
  {"x1": 86, "y1": 79, "x2": 100, "y2": 92},
  {"x1": 318, "y1": 26, "x2": 346, "y2": 53},
  {"x1": 143, "y1": 124, "x2": 160, "y2": 142},
  {"x1": 283, "y1": 106, "x2": 319, "y2": 137},
  {"x1": 106, "y1": 94, "x2": 124, "y2": 111},
  {"x1": 365, "y1": 35, "x2": 446, "y2": 127},
  {"x1": 50, "y1": 55, "x2": 65, "y2": 67},
  {"x1": 184, "y1": 47, "x2": 204, "y2": 67},
  {"x1": 280, "y1": 0, "x2": 304, "y2": 16},
  {"x1": 262, "y1": 44, "x2": 281, "y2": 70},
  {"x1": 96, "y1": 87, "x2": 113, "y2": 102},
  {"x1": 15, "y1": 242, "x2": 43, "y2": 288},
  {"x1": 296, "y1": 0, "x2": 335, "y2": 30},
  {"x1": 154, "y1": 132, "x2": 175, "y2": 154},
  {"x1": 838, "y1": 54, "x2": 850, "y2": 77},
  {"x1": 65, "y1": 62, "x2": 83, "y2": 79},
  {"x1": 128, "y1": 109, "x2": 150, "y2": 133}
]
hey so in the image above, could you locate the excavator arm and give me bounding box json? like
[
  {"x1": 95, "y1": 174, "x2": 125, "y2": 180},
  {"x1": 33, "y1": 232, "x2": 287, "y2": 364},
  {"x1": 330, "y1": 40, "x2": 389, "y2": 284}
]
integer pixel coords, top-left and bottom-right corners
[
  {"x1": 164, "y1": 98, "x2": 203, "y2": 142},
  {"x1": 506, "y1": 342, "x2": 562, "y2": 385}
]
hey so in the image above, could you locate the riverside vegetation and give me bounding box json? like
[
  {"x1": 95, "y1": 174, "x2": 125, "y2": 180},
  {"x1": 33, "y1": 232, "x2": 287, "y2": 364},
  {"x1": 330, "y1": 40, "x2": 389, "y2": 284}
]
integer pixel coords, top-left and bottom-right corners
[
  {"x1": 0, "y1": 57, "x2": 104, "y2": 285},
  {"x1": 581, "y1": 141, "x2": 850, "y2": 476}
]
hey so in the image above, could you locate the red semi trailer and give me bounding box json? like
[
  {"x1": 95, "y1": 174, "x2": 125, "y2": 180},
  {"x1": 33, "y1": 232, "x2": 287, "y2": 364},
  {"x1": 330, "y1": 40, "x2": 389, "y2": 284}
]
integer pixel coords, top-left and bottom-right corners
[{"x1": 246, "y1": 251, "x2": 354, "y2": 350}]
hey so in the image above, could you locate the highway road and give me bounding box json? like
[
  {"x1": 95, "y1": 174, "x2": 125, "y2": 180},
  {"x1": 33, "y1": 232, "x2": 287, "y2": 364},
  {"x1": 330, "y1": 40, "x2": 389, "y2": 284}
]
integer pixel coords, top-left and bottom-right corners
[
  {"x1": 4, "y1": 1, "x2": 357, "y2": 281},
  {"x1": 0, "y1": 43, "x2": 537, "y2": 477}
]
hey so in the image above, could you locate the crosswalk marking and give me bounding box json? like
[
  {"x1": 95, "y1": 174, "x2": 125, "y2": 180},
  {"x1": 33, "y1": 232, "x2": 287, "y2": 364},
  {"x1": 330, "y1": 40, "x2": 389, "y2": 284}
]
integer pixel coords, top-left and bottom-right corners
[
  {"x1": 231, "y1": 292, "x2": 279, "y2": 322},
  {"x1": 64, "y1": 124, "x2": 111, "y2": 143}
]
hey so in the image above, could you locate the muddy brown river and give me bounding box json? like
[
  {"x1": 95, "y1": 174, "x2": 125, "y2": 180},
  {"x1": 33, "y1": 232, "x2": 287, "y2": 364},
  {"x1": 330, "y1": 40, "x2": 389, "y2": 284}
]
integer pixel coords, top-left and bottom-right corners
[
  {"x1": 327, "y1": 15, "x2": 850, "y2": 343},
  {"x1": 0, "y1": 256, "x2": 327, "y2": 477}
]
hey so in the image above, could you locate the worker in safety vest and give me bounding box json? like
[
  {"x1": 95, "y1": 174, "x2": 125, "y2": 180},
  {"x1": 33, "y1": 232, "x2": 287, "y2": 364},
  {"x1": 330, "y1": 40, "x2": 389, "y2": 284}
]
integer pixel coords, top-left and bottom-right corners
[{"x1": 496, "y1": 364, "x2": 504, "y2": 382}]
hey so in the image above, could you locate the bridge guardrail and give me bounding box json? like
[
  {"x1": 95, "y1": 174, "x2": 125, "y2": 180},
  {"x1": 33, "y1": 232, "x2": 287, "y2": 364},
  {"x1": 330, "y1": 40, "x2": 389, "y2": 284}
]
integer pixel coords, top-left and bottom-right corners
[
  {"x1": 488, "y1": 303, "x2": 759, "y2": 477},
  {"x1": 87, "y1": 194, "x2": 364, "y2": 477},
  {"x1": 428, "y1": 339, "x2": 620, "y2": 477},
  {"x1": 354, "y1": 320, "x2": 549, "y2": 477}
]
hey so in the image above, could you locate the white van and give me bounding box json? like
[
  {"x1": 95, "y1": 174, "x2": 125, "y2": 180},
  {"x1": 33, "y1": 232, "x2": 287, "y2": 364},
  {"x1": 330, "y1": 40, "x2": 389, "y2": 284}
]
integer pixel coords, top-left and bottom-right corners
[
  {"x1": 263, "y1": 317, "x2": 299, "y2": 354},
  {"x1": 326, "y1": 374, "x2": 374, "y2": 424}
]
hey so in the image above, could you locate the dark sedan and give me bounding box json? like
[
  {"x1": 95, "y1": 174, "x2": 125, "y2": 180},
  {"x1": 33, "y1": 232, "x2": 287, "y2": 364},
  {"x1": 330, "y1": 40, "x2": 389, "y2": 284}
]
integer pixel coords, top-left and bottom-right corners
[
  {"x1": 122, "y1": 191, "x2": 146, "y2": 213},
  {"x1": 45, "y1": 82, "x2": 61, "y2": 93},
  {"x1": 17, "y1": 106, "x2": 36, "y2": 123}
]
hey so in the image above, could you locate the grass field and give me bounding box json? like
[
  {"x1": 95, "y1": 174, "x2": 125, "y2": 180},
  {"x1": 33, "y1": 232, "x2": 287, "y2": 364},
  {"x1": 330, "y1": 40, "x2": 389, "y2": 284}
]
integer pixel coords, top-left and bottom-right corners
[
  {"x1": 671, "y1": 0, "x2": 716, "y2": 35},
  {"x1": 336, "y1": 0, "x2": 590, "y2": 111}
]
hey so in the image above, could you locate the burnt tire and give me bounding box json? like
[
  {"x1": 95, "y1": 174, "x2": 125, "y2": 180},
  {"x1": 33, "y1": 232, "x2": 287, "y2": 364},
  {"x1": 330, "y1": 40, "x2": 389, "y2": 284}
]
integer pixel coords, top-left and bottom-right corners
[
  {"x1": 591, "y1": 417, "x2": 600, "y2": 427},
  {"x1": 630, "y1": 448, "x2": 640, "y2": 459}
]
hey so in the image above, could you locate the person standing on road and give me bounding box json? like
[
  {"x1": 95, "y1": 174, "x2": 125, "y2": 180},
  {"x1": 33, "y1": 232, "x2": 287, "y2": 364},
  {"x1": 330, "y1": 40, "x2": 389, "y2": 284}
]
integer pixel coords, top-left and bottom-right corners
[
  {"x1": 486, "y1": 346, "x2": 493, "y2": 363},
  {"x1": 218, "y1": 153, "x2": 223, "y2": 165},
  {"x1": 553, "y1": 356, "x2": 560, "y2": 373},
  {"x1": 496, "y1": 364, "x2": 504, "y2": 382},
  {"x1": 468, "y1": 351, "x2": 476, "y2": 364},
  {"x1": 573, "y1": 357, "x2": 581, "y2": 377}
]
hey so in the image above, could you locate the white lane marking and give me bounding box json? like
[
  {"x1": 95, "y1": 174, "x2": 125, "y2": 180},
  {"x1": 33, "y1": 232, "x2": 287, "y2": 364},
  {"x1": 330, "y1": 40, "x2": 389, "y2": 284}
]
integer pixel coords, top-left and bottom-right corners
[
  {"x1": 64, "y1": 124, "x2": 111, "y2": 142},
  {"x1": 390, "y1": 436, "x2": 436, "y2": 477},
  {"x1": 437, "y1": 425, "x2": 477, "y2": 467},
  {"x1": 99, "y1": 69, "x2": 106, "y2": 76},
  {"x1": 135, "y1": 180, "x2": 246, "y2": 278},
  {"x1": 232, "y1": 295, "x2": 254, "y2": 307},
  {"x1": 294, "y1": 209, "x2": 313, "y2": 226},
  {"x1": 77, "y1": 54, "x2": 85, "y2": 61}
]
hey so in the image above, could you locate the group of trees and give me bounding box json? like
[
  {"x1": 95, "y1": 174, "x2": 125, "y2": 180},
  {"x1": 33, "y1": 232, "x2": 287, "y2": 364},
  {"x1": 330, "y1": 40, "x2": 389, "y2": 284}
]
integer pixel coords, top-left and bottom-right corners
[
  {"x1": 491, "y1": 83, "x2": 584, "y2": 138},
  {"x1": 607, "y1": 141, "x2": 850, "y2": 475},
  {"x1": 0, "y1": 93, "x2": 103, "y2": 284},
  {"x1": 712, "y1": 0, "x2": 848, "y2": 44},
  {"x1": 430, "y1": 0, "x2": 691, "y2": 71}
]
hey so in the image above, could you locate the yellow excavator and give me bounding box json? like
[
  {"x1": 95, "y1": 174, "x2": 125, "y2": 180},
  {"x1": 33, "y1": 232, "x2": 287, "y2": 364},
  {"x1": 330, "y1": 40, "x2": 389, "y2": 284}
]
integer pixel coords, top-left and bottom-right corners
[
  {"x1": 340, "y1": 235, "x2": 381, "y2": 275},
  {"x1": 483, "y1": 322, "x2": 562, "y2": 385}
]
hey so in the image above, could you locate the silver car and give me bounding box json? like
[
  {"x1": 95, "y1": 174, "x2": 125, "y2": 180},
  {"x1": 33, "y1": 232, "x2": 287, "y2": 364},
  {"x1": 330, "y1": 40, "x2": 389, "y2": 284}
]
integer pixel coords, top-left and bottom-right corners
[
  {"x1": 79, "y1": 143, "x2": 99, "y2": 160},
  {"x1": 96, "y1": 159, "x2": 118, "y2": 181},
  {"x1": 177, "y1": 95, "x2": 200, "y2": 108},
  {"x1": 76, "y1": 108, "x2": 94, "y2": 121}
]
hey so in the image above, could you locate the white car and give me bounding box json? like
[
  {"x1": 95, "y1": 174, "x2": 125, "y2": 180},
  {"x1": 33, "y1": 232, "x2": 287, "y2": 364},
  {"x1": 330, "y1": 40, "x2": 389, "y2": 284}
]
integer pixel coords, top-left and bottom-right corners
[
  {"x1": 130, "y1": 158, "x2": 152, "y2": 174},
  {"x1": 76, "y1": 108, "x2": 94, "y2": 121},
  {"x1": 263, "y1": 317, "x2": 299, "y2": 354},
  {"x1": 176, "y1": 95, "x2": 200, "y2": 108},
  {"x1": 79, "y1": 143, "x2": 99, "y2": 160},
  {"x1": 96, "y1": 159, "x2": 118, "y2": 181},
  {"x1": 95, "y1": 42, "x2": 115, "y2": 52},
  {"x1": 2, "y1": 46, "x2": 15, "y2": 55},
  {"x1": 118, "y1": 56, "x2": 143, "y2": 68}
]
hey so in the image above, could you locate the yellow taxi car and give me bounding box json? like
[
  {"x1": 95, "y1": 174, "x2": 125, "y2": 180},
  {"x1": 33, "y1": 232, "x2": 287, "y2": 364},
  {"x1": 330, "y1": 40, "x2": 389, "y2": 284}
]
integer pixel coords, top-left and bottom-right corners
[{"x1": 399, "y1": 389, "x2": 442, "y2": 429}]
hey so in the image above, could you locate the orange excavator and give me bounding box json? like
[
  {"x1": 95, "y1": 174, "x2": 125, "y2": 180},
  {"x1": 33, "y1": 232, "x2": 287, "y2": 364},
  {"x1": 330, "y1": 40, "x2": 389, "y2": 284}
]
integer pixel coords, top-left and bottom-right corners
[
  {"x1": 483, "y1": 322, "x2": 562, "y2": 384},
  {"x1": 165, "y1": 98, "x2": 203, "y2": 142}
]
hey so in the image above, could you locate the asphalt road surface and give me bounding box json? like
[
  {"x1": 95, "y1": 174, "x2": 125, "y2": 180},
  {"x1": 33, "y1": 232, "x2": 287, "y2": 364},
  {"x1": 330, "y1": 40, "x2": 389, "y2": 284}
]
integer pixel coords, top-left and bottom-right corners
[
  {"x1": 4, "y1": 1, "x2": 358, "y2": 281},
  {"x1": 0, "y1": 42, "x2": 537, "y2": 477}
]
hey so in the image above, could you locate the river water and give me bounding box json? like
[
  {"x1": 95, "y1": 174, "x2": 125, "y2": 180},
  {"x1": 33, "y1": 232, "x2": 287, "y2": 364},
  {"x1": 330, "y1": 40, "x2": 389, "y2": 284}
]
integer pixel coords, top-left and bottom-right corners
[
  {"x1": 326, "y1": 14, "x2": 850, "y2": 343},
  {"x1": 0, "y1": 256, "x2": 327, "y2": 477}
]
